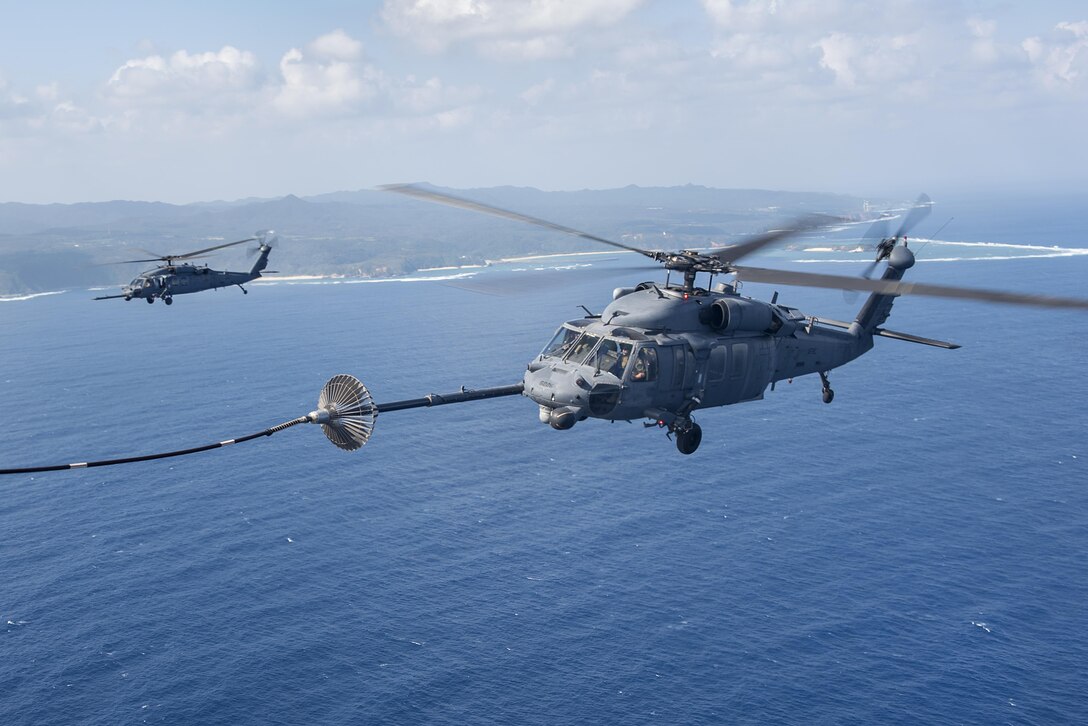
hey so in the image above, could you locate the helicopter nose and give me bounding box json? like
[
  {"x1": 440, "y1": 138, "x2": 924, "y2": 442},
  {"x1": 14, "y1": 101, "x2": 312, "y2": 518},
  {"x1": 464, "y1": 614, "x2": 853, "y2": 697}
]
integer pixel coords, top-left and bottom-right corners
[{"x1": 524, "y1": 366, "x2": 624, "y2": 422}]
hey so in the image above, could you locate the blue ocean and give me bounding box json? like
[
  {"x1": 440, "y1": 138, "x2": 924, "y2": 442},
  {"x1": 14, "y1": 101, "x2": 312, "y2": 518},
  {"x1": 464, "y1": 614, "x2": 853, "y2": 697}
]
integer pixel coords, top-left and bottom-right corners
[{"x1": 2, "y1": 195, "x2": 1087, "y2": 724}]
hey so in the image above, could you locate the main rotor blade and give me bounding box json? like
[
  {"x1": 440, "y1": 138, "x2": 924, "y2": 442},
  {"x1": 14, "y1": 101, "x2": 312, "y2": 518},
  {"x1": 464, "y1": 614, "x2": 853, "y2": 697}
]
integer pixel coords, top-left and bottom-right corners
[
  {"x1": 380, "y1": 184, "x2": 661, "y2": 260},
  {"x1": 895, "y1": 193, "x2": 932, "y2": 239},
  {"x1": 440, "y1": 262, "x2": 657, "y2": 297},
  {"x1": 111, "y1": 238, "x2": 256, "y2": 264},
  {"x1": 863, "y1": 218, "x2": 890, "y2": 243},
  {"x1": 733, "y1": 265, "x2": 1088, "y2": 310},
  {"x1": 172, "y1": 237, "x2": 258, "y2": 261},
  {"x1": 708, "y1": 214, "x2": 841, "y2": 266}
]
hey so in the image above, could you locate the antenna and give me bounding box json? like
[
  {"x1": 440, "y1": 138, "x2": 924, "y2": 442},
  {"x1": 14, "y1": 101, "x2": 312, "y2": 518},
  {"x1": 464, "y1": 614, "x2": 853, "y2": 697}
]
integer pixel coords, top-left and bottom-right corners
[{"x1": 914, "y1": 217, "x2": 954, "y2": 257}]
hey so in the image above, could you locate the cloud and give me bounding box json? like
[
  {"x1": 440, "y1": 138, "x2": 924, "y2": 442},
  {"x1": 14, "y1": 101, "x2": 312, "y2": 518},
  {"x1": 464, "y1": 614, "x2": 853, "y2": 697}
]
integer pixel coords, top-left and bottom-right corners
[
  {"x1": 1023, "y1": 20, "x2": 1088, "y2": 89},
  {"x1": 106, "y1": 45, "x2": 261, "y2": 106},
  {"x1": 0, "y1": 74, "x2": 101, "y2": 135},
  {"x1": 380, "y1": 0, "x2": 645, "y2": 55},
  {"x1": 520, "y1": 78, "x2": 555, "y2": 105},
  {"x1": 478, "y1": 35, "x2": 574, "y2": 61},
  {"x1": 702, "y1": 0, "x2": 845, "y2": 31},
  {"x1": 273, "y1": 30, "x2": 383, "y2": 117},
  {"x1": 813, "y1": 32, "x2": 924, "y2": 89}
]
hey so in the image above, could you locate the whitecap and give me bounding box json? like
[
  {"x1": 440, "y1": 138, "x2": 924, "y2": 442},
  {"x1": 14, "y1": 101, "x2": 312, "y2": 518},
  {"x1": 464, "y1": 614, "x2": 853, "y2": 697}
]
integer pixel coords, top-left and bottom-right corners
[{"x1": 0, "y1": 290, "x2": 67, "y2": 302}]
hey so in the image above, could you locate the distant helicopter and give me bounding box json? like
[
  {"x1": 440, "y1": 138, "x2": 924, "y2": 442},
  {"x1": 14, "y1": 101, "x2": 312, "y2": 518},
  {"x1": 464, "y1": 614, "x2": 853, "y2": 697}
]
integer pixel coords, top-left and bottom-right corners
[
  {"x1": 7, "y1": 190, "x2": 1088, "y2": 475},
  {"x1": 94, "y1": 231, "x2": 276, "y2": 305}
]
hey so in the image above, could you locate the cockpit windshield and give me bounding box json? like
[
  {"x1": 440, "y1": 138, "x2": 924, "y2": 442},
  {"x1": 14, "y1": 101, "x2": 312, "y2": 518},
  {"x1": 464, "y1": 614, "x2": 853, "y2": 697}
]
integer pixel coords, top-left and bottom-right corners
[
  {"x1": 541, "y1": 326, "x2": 582, "y2": 359},
  {"x1": 566, "y1": 333, "x2": 601, "y2": 364},
  {"x1": 540, "y1": 326, "x2": 635, "y2": 376}
]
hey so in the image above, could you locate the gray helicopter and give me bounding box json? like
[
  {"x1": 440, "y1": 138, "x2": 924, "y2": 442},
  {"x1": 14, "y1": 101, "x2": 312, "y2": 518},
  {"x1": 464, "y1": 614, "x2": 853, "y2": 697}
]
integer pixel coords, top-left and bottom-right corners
[
  {"x1": 94, "y1": 231, "x2": 276, "y2": 305},
  {"x1": 289, "y1": 186, "x2": 1084, "y2": 456}
]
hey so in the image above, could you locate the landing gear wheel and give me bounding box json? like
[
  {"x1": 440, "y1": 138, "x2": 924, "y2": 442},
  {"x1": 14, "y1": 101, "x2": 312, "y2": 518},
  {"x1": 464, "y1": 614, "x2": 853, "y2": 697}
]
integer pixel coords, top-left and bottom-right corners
[
  {"x1": 146, "y1": 297, "x2": 154, "y2": 304},
  {"x1": 819, "y1": 371, "x2": 833, "y2": 404},
  {"x1": 164, "y1": 296, "x2": 173, "y2": 305},
  {"x1": 676, "y1": 423, "x2": 702, "y2": 455}
]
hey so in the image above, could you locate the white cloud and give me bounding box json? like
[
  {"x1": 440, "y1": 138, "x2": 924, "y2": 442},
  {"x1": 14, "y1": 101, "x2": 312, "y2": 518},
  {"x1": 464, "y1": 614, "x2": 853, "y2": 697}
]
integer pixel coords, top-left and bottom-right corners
[
  {"x1": 106, "y1": 46, "x2": 261, "y2": 105},
  {"x1": 815, "y1": 32, "x2": 857, "y2": 87},
  {"x1": 702, "y1": 0, "x2": 844, "y2": 31},
  {"x1": 710, "y1": 33, "x2": 794, "y2": 70},
  {"x1": 811, "y1": 31, "x2": 922, "y2": 90},
  {"x1": 392, "y1": 75, "x2": 482, "y2": 114},
  {"x1": 479, "y1": 35, "x2": 573, "y2": 60},
  {"x1": 381, "y1": 0, "x2": 644, "y2": 55},
  {"x1": 272, "y1": 30, "x2": 383, "y2": 117},
  {"x1": 967, "y1": 17, "x2": 1001, "y2": 65},
  {"x1": 1023, "y1": 20, "x2": 1088, "y2": 89},
  {"x1": 520, "y1": 78, "x2": 555, "y2": 105},
  {"x1": 311, "y1": 28, "x2": 365, "y2": 61}
]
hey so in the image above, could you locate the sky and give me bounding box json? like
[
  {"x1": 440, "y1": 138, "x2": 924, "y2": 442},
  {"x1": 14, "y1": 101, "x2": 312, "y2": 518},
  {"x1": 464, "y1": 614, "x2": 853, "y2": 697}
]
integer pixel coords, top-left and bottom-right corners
[{"x1": 1, "y1": 1, "x2": 1086, "y2": 204}]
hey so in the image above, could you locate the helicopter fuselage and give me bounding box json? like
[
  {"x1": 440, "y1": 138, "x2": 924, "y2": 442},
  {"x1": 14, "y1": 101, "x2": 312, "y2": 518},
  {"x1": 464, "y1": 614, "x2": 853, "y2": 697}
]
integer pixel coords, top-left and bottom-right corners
[{"x1": 523, "y1": 283, "x2": 873, "y2": 430}]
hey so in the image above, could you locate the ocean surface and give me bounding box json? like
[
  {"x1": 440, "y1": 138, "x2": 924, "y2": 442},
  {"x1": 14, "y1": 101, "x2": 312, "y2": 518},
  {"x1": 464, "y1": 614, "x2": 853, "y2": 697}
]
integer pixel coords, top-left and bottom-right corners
[{"x1": 2, "y1": 202, "x2": 1087, "y2": 724}]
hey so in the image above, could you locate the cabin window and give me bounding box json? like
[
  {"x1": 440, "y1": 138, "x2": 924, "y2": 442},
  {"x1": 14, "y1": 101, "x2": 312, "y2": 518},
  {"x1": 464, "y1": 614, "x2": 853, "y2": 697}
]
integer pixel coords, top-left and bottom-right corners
[
  {"x1": 709, "y1": 346, "x2": 727, "y2": 382},
  {"x1": 630, "y1": 347, "x2": 658, "y2": 382},
  {"x1": 541, "y1": 327, "x2": 582, "y2": 359},
  {"x1": 731, "y1": 343, "x2": 749, "y2": 380},
  {"x1": 672, "y1": 347, "x2": 687, "y2": 387}
]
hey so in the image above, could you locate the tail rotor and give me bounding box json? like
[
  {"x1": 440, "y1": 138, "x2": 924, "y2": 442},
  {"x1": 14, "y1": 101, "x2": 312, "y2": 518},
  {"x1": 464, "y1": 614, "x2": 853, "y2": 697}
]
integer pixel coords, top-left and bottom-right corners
[{"x1": 863, "y1": 194, "x2": 932, "y2": 278}]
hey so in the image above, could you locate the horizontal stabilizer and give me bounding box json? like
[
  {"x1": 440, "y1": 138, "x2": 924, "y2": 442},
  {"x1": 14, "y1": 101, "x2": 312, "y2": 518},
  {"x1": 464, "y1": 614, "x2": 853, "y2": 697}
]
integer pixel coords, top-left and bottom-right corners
[
  {"x1": 873, "y1": 327, "x2": 960, "y2": 349},
  {"x1": 813, "y1": 317, "x2": 959, "y2": 349}
]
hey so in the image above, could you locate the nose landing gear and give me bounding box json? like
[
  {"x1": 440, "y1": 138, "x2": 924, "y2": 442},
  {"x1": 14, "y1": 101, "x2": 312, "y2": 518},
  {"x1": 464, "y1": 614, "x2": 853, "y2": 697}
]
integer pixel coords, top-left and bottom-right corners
[
  {"x1": 675, "y1": 421, "x2": 702, "y2": 455},
  {"x1": 819, "y1": 371, "x2": 834, "y2": 404},
  {"x1": 650, "y1": 415, "x2": 703, "y2": 454}
]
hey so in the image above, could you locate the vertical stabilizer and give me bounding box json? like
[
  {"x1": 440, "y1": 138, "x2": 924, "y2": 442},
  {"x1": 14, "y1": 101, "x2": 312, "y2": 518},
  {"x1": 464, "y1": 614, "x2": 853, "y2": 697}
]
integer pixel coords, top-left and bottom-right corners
[
  {"x1": 854, "y1": 245, "x2": 916, "y2": 332},
  {"x1": 250, "y1": 244, "x2": 272, "y2": 277}
]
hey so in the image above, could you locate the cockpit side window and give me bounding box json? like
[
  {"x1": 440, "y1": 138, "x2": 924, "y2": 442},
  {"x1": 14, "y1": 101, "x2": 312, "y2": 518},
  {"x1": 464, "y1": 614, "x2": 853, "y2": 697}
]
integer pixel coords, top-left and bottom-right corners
[
  {"x1": 589, "y1": 340, "x2": 633, "y2": 377},
  {"x1": 630, "y1": 346, "x2": 658, "y2": 382},
  {"x1": 542, "y1": 327, "x2": 582, "y2": 359}
]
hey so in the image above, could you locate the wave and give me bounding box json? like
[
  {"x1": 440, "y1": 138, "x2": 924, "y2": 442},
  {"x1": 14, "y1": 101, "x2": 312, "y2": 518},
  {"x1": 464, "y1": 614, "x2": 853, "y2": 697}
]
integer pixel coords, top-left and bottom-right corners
[
  {"x1": 794, "y1": 251, "x2": 1088, "y2": 264},
  {"x1": 252, "y1": 271, "x2": 485, "y2": 286},
  {"x1": 792, "y1": 238, "x2": 1088, "y2": 264},
  {"x1": 938, "y1": 240, "x2": 1088, "y2": 252},
  {"x1": 0, "y1": 290, "x2": 67, "y2": 302}
]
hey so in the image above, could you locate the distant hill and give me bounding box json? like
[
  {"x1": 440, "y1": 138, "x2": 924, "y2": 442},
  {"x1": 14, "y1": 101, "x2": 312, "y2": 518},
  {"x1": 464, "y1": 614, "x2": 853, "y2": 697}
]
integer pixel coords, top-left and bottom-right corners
[{"x1": 0, "y1": 185, "x2": 874, "y2": 295}]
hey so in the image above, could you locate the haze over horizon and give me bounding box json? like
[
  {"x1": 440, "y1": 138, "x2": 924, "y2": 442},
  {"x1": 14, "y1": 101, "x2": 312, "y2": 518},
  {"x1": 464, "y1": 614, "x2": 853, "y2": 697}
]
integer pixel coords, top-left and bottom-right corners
[{"x1": 2, "y1": 1, "x2": 1086, "y2": 205}]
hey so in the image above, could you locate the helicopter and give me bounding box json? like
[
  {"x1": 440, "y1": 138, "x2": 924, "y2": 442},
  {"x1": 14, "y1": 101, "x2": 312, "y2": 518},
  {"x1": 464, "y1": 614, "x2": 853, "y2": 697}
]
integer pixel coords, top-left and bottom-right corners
[
  {"x1": 7, "y1": 188, "x2": 1088, "y2": 476},
  {"x1": 93, "y1": 231, "x2": 276, "y2": 305},
  {"x1": 298, "y1": 185, "x2": 1084, "y2": 456}
]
